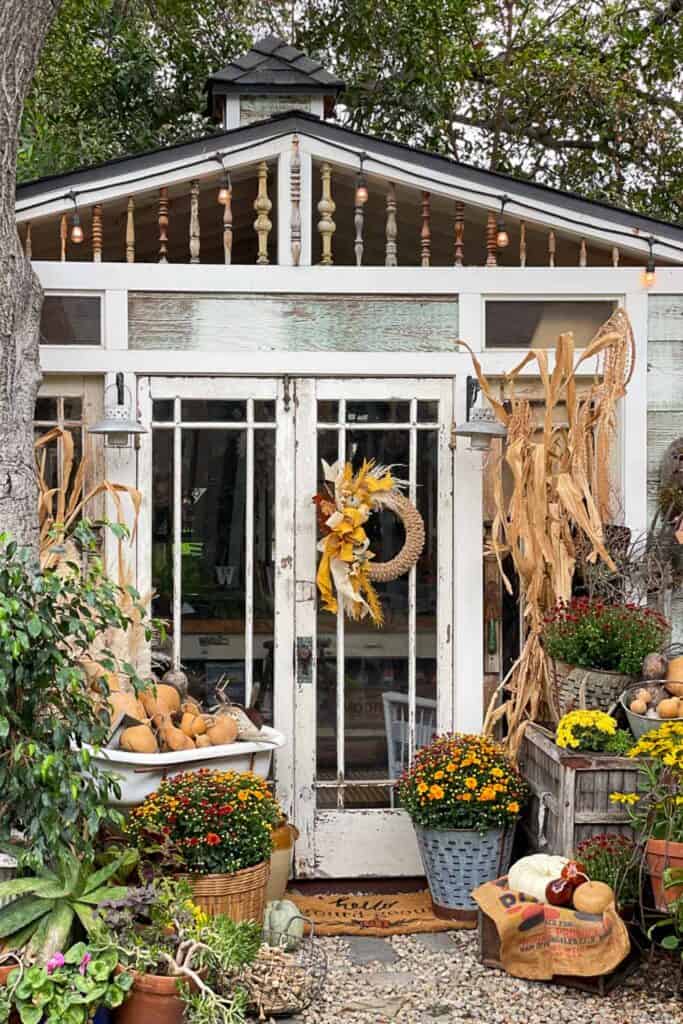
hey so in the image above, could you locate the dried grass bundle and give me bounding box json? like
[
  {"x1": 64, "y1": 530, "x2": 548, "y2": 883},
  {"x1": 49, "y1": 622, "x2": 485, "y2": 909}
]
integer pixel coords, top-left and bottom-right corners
[{"x1": 457, "y1": 308, "x2": 635, "y2": 755}]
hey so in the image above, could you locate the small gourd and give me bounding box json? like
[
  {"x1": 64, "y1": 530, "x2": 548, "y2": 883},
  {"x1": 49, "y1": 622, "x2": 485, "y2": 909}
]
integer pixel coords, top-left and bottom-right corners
[
  {"x1": 657, "y1": 697, "x2": 680, "y2": 719},
  {"x1": 635, "y1": 687, "x2": 653, "y2": 705},
  {"x1": 206, "y1": 714, "x2": 239, "y2": 746},
  {"x1": 508, "y1": 854, "x2": 569, "y2": 903},
  {"x1": 629, "y1": 699, "x2": 647, "y2": 716},
  {"x1": 263, "y1": 900, "x2": 305, "y2": 950},
  {"x1": 195, "y1": 735, "x2": 212, "y2": 748},
  {"x1": 120, "y1": 725, "x2": 158, "y2": 754},
  {"x1": 141, "y1": 683, "x2": 182, "y2": 725},
  {"x1": 159, "y1": 714, "x2": 195, "y2": 751},
  {"x1": 572, "y1": 880, "x2": 615, "y2": 915}
]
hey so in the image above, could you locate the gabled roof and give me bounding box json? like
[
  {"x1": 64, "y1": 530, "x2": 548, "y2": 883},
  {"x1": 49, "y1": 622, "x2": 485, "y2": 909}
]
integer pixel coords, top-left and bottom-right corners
[
  {"x1": 14, "y1": 110, "x2": 683, "y2": 261},
  {"x1": 207, "y1": 35, "x2": 345, "y2": 95}
]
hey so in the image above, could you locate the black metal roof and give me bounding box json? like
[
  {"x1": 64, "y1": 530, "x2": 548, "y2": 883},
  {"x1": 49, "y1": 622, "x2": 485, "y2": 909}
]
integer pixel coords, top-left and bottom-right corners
[
  {"x1": 206, "y1": 35, "x2": 345, "y2": 98},
  {"x1": 14, "y1": 110, "x2": 683, "y2": 252}
]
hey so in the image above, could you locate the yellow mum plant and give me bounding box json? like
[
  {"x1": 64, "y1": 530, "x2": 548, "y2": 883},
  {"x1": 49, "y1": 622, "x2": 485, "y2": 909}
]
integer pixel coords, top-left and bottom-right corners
[{"x1": 556, "y1": 710, "x2": 632, "y2": 755}]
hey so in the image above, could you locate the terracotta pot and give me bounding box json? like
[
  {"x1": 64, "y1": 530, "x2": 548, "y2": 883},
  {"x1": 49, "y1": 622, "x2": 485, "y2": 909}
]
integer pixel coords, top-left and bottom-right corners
[
  {"x1": 645, "y1": 837, "x2": 683, "y2": 911},
  {"x1": 112, "y1": 970, "x2": 193, "y2": 1024},
  {"x1": 266, "y1": 822, "x2": 299, "y2": 902},
  {"x1": 0, "y1": 962, "x2": 21, "y2": 1024}
]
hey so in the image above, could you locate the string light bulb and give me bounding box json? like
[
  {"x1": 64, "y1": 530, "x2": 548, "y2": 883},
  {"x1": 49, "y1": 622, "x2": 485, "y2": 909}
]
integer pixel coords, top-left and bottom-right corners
[
  {"x1": 644, "y1": 236, "x2": 656, "y2": 286},
  {"x1": 355, "y1": 152, "x2": 368, "y2": 206},
  {"x1": 69, "y1": 192, "x2": 83, "y2": 244},
  {"x1": 496, "y1": 195, "x2": 509, "y2": 248},
  {"x1": 218, "y1": 170, "x2": 231, "y2": 205}
]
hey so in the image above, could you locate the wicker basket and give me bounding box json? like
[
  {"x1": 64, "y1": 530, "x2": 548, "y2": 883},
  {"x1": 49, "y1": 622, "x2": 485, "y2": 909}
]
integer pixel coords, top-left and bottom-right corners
[
  {"x1": 178, "y1": 860, "x2": 270, "y2": 922},
  {"x1": 552, "y1": 659, "x2": 632, "y2": 715}
]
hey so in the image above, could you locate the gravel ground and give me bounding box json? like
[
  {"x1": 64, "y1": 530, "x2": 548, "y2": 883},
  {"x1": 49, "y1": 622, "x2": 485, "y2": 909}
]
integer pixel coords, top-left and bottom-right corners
[{"x1": 291, "y1": 930, "x2": 683, "y2": 1024}]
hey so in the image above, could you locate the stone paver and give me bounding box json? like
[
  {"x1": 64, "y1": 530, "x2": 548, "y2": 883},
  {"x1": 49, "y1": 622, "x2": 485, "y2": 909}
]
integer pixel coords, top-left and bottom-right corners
[{"x1": 344, "y1": 935, "x2": 399, "y2": 965}]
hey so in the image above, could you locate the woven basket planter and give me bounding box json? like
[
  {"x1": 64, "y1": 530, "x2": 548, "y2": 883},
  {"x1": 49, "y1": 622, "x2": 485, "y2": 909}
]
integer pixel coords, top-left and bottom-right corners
[
  {"x1": 414, "y1": 826, "x2": 511, "y2": 921},
  {"x1": 178, "y1": 860, "x2": 270, "y2": 922},
  {"x1": 552, "y1": 659, "x2": 633, "y2": 716}
]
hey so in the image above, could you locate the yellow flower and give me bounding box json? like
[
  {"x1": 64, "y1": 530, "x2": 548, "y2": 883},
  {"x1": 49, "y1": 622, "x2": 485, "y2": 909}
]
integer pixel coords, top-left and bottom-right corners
[
  {"x1": 507, "y1": 801, "x2": 520, "y2": 814},
  {"x1": 491, "y1": 767, "x2": 504, "y2": 778},
  {"x1": 446, "y1": 762, "x2": 457, "y2": 773},
  {"x1": 433, "y1": 770, "x2": 445, "y2": 780},
  {"x1": 609, "y1": 792, "x2": 639, "y2": 805},
  {"x1": 457, "y1": 793, "x2": 473, "y2": 802},
  {"x1": 237, "y1": 790, "x2": 250, "y2": 802},
  {"x1": 429, "y1": 784, "x2": 444, "y2": 800},
  {"x1": 417, "y1": 782, "x2": 428, "y2": 794},
  {"x1": 465, "y1": 777, "x2": 477, "y2": 790},
  {"x1": 478, "y1": 786, "x2": 497, "y2": 802}
]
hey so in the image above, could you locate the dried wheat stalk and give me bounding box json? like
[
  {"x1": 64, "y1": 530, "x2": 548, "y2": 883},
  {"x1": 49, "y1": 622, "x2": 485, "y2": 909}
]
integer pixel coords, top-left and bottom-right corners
[{"x1": 456, "y1": 308, "x2": 634, "y2": 755}]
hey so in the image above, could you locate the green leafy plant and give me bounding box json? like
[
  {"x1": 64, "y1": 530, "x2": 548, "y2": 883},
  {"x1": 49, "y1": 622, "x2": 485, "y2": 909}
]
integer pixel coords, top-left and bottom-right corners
[
  {"x1": 542, "y1": 598, "x2": 669, "y2": 676},
  {"x1": 574, "y1": 833, "x2": 640, "y2": 906},
  {"x1": 0, "y1": 846, "x2": 133, "y2": 965},
  {"x1": 8, "y1": 941, "x2": 132, "y2": 1024},
  {"x1": 0, "y1": 523, "x2": 157, "y2": 870},
  {"x1": 647, "y1": 868, "x2": 683, "y2": 959},
  {"x1": 125, "y1": 770, "x2": 280, "y2": 874},
  {"x1": 397, "y1": 733, "x2": 528, "y2": 831}
]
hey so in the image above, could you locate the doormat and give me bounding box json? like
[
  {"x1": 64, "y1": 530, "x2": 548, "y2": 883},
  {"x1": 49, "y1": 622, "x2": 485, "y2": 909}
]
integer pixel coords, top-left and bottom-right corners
[{"x1": 287, "y1": 889, "x2": 475, "y2": 936}]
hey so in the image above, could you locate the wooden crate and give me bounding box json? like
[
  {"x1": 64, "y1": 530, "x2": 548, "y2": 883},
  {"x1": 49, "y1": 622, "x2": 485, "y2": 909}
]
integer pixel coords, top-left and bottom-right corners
[
  {"x1": 478, "y1": 910, "x2": 642, "y2": 995},
  {"x1": 518, "y1": 723, "x2": 641, "y2": 857}
]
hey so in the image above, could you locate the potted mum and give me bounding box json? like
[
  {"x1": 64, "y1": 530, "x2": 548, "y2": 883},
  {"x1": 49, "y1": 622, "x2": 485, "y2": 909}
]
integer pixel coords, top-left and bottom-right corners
[
  {"x1": 542, "y1": 598, "x2": 669, "y2": 714},
  {"x1": 398, "y1": 733, "x2": 527, "y2": 920},
  {"x1": 125, "y1": 769, "x2": 280, "y2": 922},
  {"x1": 610, "y1": 721, "x2": 683, "y2": 911}
]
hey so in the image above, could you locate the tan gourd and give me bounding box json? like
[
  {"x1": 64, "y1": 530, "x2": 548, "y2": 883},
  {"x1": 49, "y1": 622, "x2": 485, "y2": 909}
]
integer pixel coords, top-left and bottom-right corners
[
  {"x1": 180, "y1": 711, "x2": 198, "y2": 737},
  {"x1": 195, "y1": 735, "x2": 212, "y2": 748},
  {"x1": 120, "y1": 725, "x2": 158, "y2": 754},
  {"x1": 635, "y1": 687, "x2": 653, "y2": 705},
  {"x1": 159, "y1": 714, "x2": 195, "y2": 752},
  {"x1": 667, "y1": 654, "x2": 683, "y2": 683},
  {"x1": 629, "y1": 698, "x2": 648, "y2": 716},
  {"x1": 657, "y1": 697, "x2": 680, "y2": 719},
  {"x1": 181, "y1": 698, "x2": 202, "y2": 714},
  {"x1": 664, "y1": 681, "x2": 683, "y2": 698},
  {"x1": 206, "y1": 714, "x2": 239, "y2": 746},
  {"x1": 108, "y1": 691, "x2": 146, "y2": 723},
  {"x1": 572, "y1": 880, "x2": 615, "y2": 915},
  {"x1": 190, "y1": 715, "x2": 208, "y2": 737},
  {"x1": 141, "y1": 683, "x2": 182, "y2": 725}
]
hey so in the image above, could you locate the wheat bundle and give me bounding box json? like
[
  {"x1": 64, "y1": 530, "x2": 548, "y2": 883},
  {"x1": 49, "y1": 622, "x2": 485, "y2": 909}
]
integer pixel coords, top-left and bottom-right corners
[{"x1": 457, "y1": 308, "x2": 634, "y2": 755}]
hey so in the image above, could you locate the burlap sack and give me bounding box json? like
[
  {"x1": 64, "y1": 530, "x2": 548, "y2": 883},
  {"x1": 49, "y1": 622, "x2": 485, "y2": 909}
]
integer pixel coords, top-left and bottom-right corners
[{"x1": 472, "y1": 877, "x2": 630, "y2": 981}]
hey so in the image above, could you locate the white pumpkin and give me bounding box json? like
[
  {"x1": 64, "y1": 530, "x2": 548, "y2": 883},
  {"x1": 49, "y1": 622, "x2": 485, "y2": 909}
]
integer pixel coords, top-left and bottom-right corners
[
  {"x1": 263, "y1": 899, "x2": 305, "y2": 950},
  {"x1": 508, "y1": 854, "x2": 569, "y2": 902}
]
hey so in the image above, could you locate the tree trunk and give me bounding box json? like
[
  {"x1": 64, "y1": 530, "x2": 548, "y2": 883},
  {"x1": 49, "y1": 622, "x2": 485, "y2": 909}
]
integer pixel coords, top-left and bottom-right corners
[{"x1": 0, "y1": 0, "x2": 62, "y2": 553}]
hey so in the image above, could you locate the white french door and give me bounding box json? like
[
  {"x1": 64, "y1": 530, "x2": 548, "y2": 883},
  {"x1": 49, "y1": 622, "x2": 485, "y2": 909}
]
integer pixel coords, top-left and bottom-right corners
[{"x1": 138, "y1": 376, "x2": 454, "y2": 878}]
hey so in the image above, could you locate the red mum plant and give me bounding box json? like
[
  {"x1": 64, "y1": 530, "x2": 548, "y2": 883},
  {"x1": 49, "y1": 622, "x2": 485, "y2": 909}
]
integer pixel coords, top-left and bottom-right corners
[{"x1": 125, "y1": 769, "x2": 281, "y2": 875}]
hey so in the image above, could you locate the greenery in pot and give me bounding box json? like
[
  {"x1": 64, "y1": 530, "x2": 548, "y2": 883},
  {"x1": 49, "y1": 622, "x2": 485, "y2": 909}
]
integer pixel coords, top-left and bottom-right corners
[
  {"x1": 542, "y1": 598, "x2": 669, "y2": 676},
  {"x1": 7, "y1": 941, "x2": 132, "y2": 1024},
  {"x1": 555, "y1": 710, "x2": 633, "y2": 755},
  {"x1": 0, "y1": 845, "x2": 133, "y2": 965},
  {"x1": 0, "y1": 523, "x2": 158, "y2": 871},
  {"x1": 100, "y1": 878, "x2": 261, "y2": 1024},
  {"x1": 397, "y1": 733, "x2": 528, "y2": 831},
  {"x1": 647, "y1": 868, "x2": 683, "y2": 958},
  {"x1": 610, "y1": 721, "x2": 683, "y2": 841},
  {"x1": 125, "y1": 770, "x2": 281, "y2": 874},
  {"x1": 574, "y1": 833, "x2": 640, "y2": 907}
]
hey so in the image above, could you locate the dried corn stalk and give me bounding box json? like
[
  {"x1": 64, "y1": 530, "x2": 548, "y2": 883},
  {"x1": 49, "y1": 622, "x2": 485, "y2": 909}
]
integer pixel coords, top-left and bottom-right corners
[{"x1": 457, "y1": 308, "x2": 634, "y2": 755}]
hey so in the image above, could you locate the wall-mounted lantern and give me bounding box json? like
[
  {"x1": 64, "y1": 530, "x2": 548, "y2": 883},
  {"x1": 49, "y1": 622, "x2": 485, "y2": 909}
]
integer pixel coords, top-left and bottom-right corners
[
  {"x1": 88, "y1": 372, "x2": 147, "y2": 448},
  {"x1": 451, "y1": 376, "x2": 507, "y2": 452}
]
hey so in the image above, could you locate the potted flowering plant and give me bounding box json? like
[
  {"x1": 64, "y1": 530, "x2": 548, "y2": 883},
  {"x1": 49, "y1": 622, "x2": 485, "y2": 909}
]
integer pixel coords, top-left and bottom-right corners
[
  {"x1": 555, "y1": 710, "x2": 632, "y2": 755},
  {"x1": 398, "y1": 734, "x2": 527, "y2": 919},
  {"x1": 542, "y1": 598, "x2": 669, "y2": 714},
  {"x1": 125, "y1": 769, "x2": 280, "y2": 921},
  {"x1": 610, "y1": 721, "x2": 683, "y2": 910},
  {"x1": 574, "y1": 834, "x2": 640, "y2": 912}
]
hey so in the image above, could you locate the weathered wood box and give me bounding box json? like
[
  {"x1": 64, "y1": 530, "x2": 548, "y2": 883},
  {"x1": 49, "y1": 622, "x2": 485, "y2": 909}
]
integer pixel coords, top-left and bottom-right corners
[{"x1": 518, "y1": 723, "x2": 641, "y2": 857}]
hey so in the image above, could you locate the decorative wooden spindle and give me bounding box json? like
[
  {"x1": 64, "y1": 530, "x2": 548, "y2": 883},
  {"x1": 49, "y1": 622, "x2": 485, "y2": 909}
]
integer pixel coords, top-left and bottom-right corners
[
  {"x1": 92, "y1": 204, "x2": 102, "y2": 263},
  {"x1": 317, "y1": 162, "x2": 336, "y2": 266},
  {"x1": 353, "y1": 193, "x2": 364, "y2": 268},
  {"x1": 222, "y1": 181, "x2": 233, "y2": 266},
  {"x1": 385, "y1": 182, "x2": 398, "y2": 267},
  {"x1": 454, "y1": 200, "x2": 465, "y2": 266},
  {"x1": 611, "y1": 246, "x2": 620, "y2": 267},
  {"x1": 519, "y1": 220, "x2": 527, "y2": 268},
  {"x1": 158, "y1": 188, "x2": 169, "y2": 264},
  {"x1": 548, "y1": 230, "x2": 556, "y2": 268},
  {"x1": 125, "y1": 197, "x2": 135, "y2": 263},
  {"x1": 253, "y1": 161, "x2": 272, "y2": 265},
  {"x1": 485, "y1": 211, "x2": 497, "y2": 266},
  {"x1": 420, "y1": 191, "x2": 431, "y2": 267},
  {"x1": 290, "y1": 135, "x2": 301, "y2": 266},
  {"x1": 189, "y1": 180, "x2": 200, "y2": 264},
  {"x1": 579, "y1": 239, "x2": 587, "y2": 267},
  {"x1": 60, "y1": 214, "x2": 67, "y2": 262},
  {"x1": 24, "y1": 222, "x2": 32, "y2": 260}
]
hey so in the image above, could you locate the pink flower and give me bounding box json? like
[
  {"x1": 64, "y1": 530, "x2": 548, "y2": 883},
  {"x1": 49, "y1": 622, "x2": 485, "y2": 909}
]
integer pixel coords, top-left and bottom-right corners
[
  {"x1": 79, "y1": 952, "x2": 92, "y2": 976},
  {"x1": 46, "y1": 952, "x2": 65, "y2": 975}
]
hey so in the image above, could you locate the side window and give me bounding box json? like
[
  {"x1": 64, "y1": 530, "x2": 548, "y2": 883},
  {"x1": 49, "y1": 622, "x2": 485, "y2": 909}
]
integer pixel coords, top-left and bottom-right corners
[{"x1": 40, "y1": 295, "x2": 102, "y2": 346}]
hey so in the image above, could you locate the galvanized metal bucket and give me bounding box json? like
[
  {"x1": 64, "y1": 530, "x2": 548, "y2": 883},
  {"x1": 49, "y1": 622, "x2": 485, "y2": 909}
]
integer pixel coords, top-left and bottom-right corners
[{"x1": 414, "y1": 826, "x2": 509, "y2": 919}]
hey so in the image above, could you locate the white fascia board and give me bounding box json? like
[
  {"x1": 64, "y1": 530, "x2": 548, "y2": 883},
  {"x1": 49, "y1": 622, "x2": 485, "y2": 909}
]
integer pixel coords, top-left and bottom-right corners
[{"x1": 15, "y1": 135, "x2": 294, "y2": 223}]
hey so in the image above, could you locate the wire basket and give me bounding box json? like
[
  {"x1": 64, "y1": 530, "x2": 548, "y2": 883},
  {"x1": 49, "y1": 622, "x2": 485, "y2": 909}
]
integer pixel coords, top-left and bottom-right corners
[{"x1": 243, "y1": 916, "x2": 326, "y2": 1020}]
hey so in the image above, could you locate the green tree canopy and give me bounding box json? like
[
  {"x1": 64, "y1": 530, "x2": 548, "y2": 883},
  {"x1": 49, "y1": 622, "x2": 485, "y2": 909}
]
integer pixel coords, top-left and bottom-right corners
[{"x1": 19, "y1": 0, "x2": 683, "y2": 222}]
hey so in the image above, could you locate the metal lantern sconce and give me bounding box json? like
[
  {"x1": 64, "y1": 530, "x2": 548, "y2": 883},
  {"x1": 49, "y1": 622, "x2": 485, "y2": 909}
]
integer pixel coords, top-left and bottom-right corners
[
  {"x1": 355, "y1": 152, "x2": 369, "y2": 206},
  {"x1": 451, "y1": 376, "x2": 507, "y2": 451},
  {"x1": 88, "y1": 373, "x2": 147, "y2": 448}
]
